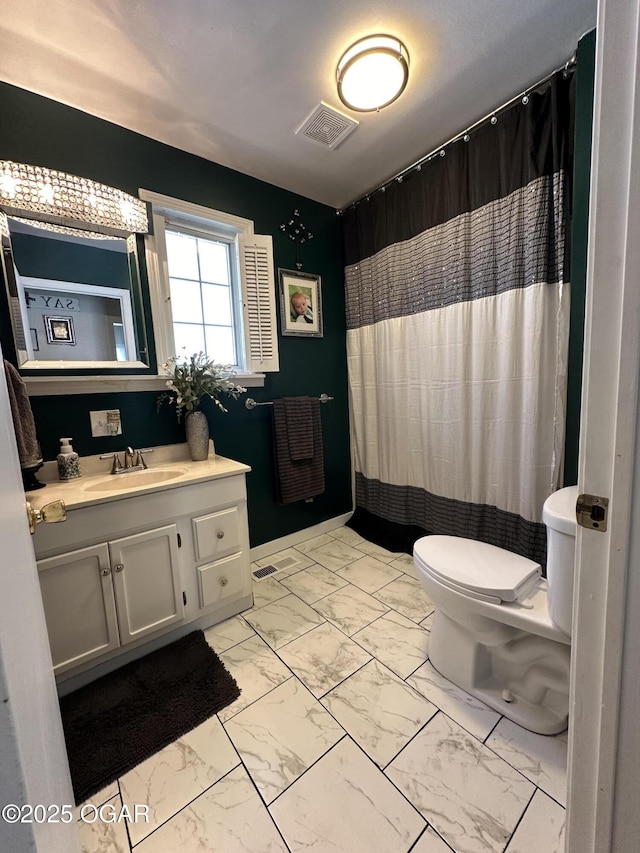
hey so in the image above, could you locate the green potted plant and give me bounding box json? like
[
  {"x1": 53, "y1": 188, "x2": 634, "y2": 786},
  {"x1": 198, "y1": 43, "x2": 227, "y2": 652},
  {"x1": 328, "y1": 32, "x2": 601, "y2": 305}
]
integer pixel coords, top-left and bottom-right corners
[{"x1": 158, "y1": 352, "x2": 246, "y2": 460}]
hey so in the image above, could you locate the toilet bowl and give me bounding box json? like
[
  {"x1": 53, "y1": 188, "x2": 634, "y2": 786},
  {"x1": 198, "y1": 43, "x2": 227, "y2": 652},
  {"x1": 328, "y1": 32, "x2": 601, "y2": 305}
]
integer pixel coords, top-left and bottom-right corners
[{"x1": 413, "y1": 485, "x2": 578, "y2": 735}]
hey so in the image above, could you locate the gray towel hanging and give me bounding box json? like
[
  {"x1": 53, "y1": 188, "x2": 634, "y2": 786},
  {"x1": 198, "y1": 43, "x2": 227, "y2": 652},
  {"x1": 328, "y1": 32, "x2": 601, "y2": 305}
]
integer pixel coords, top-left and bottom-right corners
[
  {"x1": 272, "y1": 397, "x2": 325, "y2": 504},
  {"x1": 4, "y1": 360, "x2": 41, "y2": 468}
]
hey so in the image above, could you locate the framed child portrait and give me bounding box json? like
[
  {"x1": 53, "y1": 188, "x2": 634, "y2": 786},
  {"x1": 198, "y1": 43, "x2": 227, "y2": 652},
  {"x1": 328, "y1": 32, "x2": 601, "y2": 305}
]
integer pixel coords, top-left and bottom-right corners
[{"x1": 278, "y1": 268, "x2": 323, "y2": 337}]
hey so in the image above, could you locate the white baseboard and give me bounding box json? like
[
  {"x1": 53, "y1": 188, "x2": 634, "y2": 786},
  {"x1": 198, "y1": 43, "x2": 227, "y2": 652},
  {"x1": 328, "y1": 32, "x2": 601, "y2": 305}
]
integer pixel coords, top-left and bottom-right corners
[{"x1": 250, "y1": 512, "x2": 353, "y2": 561}]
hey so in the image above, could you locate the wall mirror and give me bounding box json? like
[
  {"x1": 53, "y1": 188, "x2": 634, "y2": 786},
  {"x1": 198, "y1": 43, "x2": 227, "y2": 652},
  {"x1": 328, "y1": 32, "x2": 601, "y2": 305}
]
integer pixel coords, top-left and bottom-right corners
[{"x1": 0, "y1": 161, "x2": 150, "y2": 373}]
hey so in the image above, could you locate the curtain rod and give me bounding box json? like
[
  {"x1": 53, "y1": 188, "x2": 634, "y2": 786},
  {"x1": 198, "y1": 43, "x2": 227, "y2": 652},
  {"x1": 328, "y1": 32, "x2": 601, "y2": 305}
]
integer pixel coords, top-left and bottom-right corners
[{"x1": 339, "y1": 53, "x2": 577, "y2": 213}]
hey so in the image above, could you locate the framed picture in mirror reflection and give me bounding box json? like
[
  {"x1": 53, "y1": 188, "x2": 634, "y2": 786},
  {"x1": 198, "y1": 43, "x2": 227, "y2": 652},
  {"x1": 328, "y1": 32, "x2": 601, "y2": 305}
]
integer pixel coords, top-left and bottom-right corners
[{"x1": 44, "y1": 315, "x2": 76, "y2": 345}]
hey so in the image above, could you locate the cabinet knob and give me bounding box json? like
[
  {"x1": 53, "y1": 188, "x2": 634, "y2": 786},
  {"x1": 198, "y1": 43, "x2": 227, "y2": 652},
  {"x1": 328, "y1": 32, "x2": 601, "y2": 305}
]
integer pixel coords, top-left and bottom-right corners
[
  {"x1": 101, "y1": 567, "x2": 111, "y2": 576},
  {"x1": 114, "y1": 564, "x2": 125, "y2": 573},
  {"x1": 216, "y1": 531, "x2": 225, "y2": 540},
  {"x1": 219, "y1": 577, "x2": 229, "y2": 587}
]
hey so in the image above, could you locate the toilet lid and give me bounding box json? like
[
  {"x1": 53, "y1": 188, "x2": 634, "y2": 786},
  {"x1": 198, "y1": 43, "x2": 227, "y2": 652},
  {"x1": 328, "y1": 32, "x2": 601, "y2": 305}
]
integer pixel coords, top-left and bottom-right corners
[{"x1": 413, "y1": 535, "x2": 541, "y2": 602}]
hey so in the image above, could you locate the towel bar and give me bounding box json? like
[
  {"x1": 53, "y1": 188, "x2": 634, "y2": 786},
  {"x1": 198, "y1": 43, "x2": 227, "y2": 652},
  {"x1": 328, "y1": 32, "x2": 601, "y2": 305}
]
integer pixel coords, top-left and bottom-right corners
[{"x1": 245, "y1": 393, "x2": 333, "y2": 410}]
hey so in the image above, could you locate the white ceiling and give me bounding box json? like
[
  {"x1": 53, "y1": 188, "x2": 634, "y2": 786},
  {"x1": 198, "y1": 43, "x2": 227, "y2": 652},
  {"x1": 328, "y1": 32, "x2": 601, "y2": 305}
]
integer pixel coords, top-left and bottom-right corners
[{"x1": 0, "y1": 1, "x2": 597, "y2": 209}]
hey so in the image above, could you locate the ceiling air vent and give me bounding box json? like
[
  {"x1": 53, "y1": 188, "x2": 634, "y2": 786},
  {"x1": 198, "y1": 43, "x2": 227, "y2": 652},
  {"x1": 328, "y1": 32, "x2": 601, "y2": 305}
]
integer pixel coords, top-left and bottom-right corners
[{"x1": 296, "y1": 103, "x2": 358, "y2": 149}]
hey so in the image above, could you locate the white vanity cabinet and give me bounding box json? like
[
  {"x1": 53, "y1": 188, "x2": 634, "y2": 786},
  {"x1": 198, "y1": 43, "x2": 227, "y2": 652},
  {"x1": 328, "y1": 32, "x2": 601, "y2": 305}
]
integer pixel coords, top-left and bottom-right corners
[
  {"x1": 31, "y1": 457, "x2": 252, "y2": 683},
  {"x1": 38, "y1": 525, "x2": 183, "y2": 675}
]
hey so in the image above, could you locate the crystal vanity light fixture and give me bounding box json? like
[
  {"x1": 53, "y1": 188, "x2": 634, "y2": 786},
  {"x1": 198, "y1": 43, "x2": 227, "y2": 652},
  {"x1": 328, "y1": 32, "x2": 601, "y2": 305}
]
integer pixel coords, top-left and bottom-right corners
[
  {"x1": 0, "y1": 160, "x2": 148, "y2": 234},
  {"x1": 10, "y1": 216, "x2": 122, "y2": 240}
]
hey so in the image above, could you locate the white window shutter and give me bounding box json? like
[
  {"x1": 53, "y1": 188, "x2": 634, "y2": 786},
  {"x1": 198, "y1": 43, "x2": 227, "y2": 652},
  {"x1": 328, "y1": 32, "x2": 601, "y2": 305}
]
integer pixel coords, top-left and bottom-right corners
[{"x1": 239, "y1": 233, "x2": 279, "y2": 373}]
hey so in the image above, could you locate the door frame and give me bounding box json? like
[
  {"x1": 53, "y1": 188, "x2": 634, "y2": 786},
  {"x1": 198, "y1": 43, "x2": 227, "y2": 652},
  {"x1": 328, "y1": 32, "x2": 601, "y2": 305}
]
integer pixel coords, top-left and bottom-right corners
[{"x1": 566, "y1": 0, "x2": 640, "y2": 850}]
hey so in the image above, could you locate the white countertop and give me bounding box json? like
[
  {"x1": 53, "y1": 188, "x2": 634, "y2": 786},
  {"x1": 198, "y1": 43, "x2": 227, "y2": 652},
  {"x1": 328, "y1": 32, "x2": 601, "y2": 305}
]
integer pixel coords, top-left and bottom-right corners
[{"x1": 26, "y1": 443, "x2": 251, "y2": 511}]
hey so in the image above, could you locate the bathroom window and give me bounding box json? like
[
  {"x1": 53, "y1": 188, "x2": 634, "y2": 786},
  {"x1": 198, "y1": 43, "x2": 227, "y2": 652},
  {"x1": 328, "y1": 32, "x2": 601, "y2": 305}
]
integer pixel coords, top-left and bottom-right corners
[
  {"x1": 165, "y1": 226, "x2": 237, "y2": 365},
  {"x1": 141, "y1": 189, "x2": 279, "y2": 382}
]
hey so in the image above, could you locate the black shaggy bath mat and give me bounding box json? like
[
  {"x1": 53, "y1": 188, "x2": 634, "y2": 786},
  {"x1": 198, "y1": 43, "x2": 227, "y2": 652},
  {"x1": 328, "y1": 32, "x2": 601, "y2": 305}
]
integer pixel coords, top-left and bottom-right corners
[{"x1": 60, "y1": 630, "x2": 240, "y2": 805}]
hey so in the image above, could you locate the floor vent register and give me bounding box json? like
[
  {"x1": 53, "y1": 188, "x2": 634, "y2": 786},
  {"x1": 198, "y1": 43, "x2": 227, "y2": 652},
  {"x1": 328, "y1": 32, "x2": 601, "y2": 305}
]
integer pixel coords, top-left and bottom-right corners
[{"x1": 252, "y1": 554, "x2": 301, "y2": 581}]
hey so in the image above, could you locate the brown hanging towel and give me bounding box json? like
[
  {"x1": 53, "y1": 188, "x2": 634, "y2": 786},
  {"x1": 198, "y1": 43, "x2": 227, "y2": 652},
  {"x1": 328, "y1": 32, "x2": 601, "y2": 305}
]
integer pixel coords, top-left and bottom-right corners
[
  {"x1": 272, "y1": 396, "x2": 325, "y2": 504},
  {"x1": 3, "y1": 359, "x2": 41, "y2": 467}
]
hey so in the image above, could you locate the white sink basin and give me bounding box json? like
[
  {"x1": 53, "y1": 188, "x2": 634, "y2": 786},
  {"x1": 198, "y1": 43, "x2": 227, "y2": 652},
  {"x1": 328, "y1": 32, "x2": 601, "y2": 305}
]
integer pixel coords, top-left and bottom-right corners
[{"x1": 83, "y1": 468, "x2": 188, "y2": 492}]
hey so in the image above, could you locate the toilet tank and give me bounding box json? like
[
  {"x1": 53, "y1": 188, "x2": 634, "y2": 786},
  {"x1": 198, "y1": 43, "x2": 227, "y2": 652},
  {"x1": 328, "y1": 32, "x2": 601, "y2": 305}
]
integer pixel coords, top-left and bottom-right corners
[{"x1": 542, "y1": 485, "x2": 579, "y2": 636}]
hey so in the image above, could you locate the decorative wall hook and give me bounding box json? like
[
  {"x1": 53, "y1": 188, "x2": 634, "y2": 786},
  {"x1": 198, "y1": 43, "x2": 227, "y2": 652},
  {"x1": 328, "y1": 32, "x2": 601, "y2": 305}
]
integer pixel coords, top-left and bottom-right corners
[{"x1": 279, "y1": 209, "x2": 313, "y2": 269}]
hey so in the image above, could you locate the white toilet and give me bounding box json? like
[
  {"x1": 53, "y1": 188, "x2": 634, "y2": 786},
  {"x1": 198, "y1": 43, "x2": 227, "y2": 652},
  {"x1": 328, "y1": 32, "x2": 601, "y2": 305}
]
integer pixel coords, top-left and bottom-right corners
[{"x1": 413, "y1": 485, "x2": 578, "y2": 735}]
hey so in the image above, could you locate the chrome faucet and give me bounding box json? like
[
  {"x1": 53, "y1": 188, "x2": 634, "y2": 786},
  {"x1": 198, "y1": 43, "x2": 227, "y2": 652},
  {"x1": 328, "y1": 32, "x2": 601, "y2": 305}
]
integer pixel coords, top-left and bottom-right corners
[
  {"x1": 100, "y1": 452, "x2": 123, "y2": 474},
  {"x1": 135, "y1": 448, "x2": 153, "y2": 469},
  {"x1": 100, "y1": 447, "x2": 154, "y2": 474}
]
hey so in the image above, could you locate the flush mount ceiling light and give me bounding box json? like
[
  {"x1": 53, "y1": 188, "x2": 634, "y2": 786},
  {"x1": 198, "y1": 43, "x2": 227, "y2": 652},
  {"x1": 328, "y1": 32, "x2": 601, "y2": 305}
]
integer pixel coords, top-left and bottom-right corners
[{"x1": 336, "y1": 34, "x2": 409, "y2": 112}]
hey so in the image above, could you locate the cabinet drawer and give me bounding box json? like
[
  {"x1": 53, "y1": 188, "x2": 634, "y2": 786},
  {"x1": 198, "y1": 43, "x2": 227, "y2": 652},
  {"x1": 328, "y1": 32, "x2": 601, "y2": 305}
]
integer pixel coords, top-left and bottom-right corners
[
  {"x1": 192, "y1": 506, "x2": 241, "y2": 562},
  {"x1": 197, "y1": 553, "x2": 245, "y2": 608}
]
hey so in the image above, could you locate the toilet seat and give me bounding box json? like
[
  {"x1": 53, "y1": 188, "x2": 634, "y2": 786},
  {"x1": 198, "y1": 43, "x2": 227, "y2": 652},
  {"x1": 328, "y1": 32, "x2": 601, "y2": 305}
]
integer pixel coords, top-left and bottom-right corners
[{"x1": 413, "y1": 535, "x2": 541, "y2": 603}]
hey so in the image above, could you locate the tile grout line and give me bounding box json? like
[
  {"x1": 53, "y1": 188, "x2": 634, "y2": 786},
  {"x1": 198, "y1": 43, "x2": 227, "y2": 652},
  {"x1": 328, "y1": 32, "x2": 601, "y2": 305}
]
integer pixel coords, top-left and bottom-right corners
[
  {"x1": 115, "y1": 781, "x2": 135, "y2": 853},
  {"x1": 380, "y1": 708, "x2": 444, "y2": 774},
  {"x1": 232, "y1": 742, "x2": 295, "y2": 853},
  {"x1": 483, "y1": 714, "x2": 504, "y2": 743},
  {"x1": 243, "y1": 597, "x2": 328, "y2": 651},
  {"x1": 218, "y1": 673, "x2": 297, "y2": 723},
  {"x1": 501, "y1": 785, "x2": 538, "y2": 852},
  {"x1": 315, "y1": 655, "x2": 376, "y2": 703},
  {"x1": 248, "y1": 582, "x2": 380, "y2": 646},
  {"x1": 526, "y1": 784, "x2": 567, "y2": 811},
  {"x1": 262, "y1": 733, "x2": 350, "y2": 811},
  {"x1": 344, "y1": 733, "x2": 430, "y2": 842},
  {"x1": 408, "y1": 824, "x2": 457, "y2": 853},
  {"x1": 473, "y1": 723, "x2": 567, "y2": 805},
  {"x1": 125, "y1": 761, "x2": 243, "y2": 848},
  {"x1": 324, "y1": 655, "x2": 437, "y2": 719}
]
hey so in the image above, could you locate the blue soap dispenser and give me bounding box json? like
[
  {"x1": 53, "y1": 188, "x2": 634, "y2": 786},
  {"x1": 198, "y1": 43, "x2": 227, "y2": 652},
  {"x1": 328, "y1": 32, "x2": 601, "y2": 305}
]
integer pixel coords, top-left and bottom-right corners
[{"x1": 57, "y1": 437, "x2": 81, "y2": 480}]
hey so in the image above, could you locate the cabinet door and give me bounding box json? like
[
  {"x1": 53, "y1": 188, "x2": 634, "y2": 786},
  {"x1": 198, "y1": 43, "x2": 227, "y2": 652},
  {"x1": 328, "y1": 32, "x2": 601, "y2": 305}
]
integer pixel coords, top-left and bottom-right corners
[
  {"x1": 37, "y1": 544, "x2": 119, "y2": 675},
  {"x1": 109, "y1": 525, "x2": 184, "y2": 645}
]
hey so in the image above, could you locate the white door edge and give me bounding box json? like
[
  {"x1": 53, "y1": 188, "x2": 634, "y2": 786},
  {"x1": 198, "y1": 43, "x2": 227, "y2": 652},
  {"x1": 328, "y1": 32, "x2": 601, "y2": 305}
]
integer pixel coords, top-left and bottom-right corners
[
  {"x1": 0, "y1": 349, "x2": 79, "y2": 852},
  {"x1": 567, "y1": 1, "x2": 640, "y2": 851}
]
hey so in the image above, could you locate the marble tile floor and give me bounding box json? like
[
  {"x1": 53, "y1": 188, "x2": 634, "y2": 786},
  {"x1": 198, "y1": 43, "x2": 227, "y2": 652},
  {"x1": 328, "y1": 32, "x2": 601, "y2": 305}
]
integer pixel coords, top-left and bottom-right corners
[{"x1": 78, "y1": 527, "x2": 567, "y2": 853}]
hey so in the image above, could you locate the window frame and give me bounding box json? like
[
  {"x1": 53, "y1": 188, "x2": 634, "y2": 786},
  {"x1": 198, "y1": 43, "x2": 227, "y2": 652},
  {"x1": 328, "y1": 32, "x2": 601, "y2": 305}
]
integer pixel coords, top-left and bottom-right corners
[{"x1": 140, "y1": 189, "x2": 275, "y2": 387}]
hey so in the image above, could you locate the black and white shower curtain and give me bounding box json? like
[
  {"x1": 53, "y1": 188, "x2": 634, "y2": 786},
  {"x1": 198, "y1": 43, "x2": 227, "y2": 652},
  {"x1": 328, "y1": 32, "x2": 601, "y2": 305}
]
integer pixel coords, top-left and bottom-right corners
[{"x1": 343, "y1": 74, "x2": 574, "y2": 565}]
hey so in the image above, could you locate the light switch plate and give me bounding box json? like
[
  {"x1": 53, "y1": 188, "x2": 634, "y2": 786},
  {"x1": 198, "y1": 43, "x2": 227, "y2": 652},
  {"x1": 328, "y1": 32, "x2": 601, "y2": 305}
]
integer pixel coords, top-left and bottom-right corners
[{"x1": 90, "y1": 409, "x2": 122, "y2": 437}]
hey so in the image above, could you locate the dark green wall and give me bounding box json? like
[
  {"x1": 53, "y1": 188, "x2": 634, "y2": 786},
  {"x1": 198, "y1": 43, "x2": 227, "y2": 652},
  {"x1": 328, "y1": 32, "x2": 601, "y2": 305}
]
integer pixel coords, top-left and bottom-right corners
[
  {"x1": 0, "y1": 82, "x2": 352, "y2": 547},
  {"x1": 11, "y1": 232, "x2": 130, "y2": 288},
  {"x1": 565, "y1": 29, "x2": 596, "y2": 485}
]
